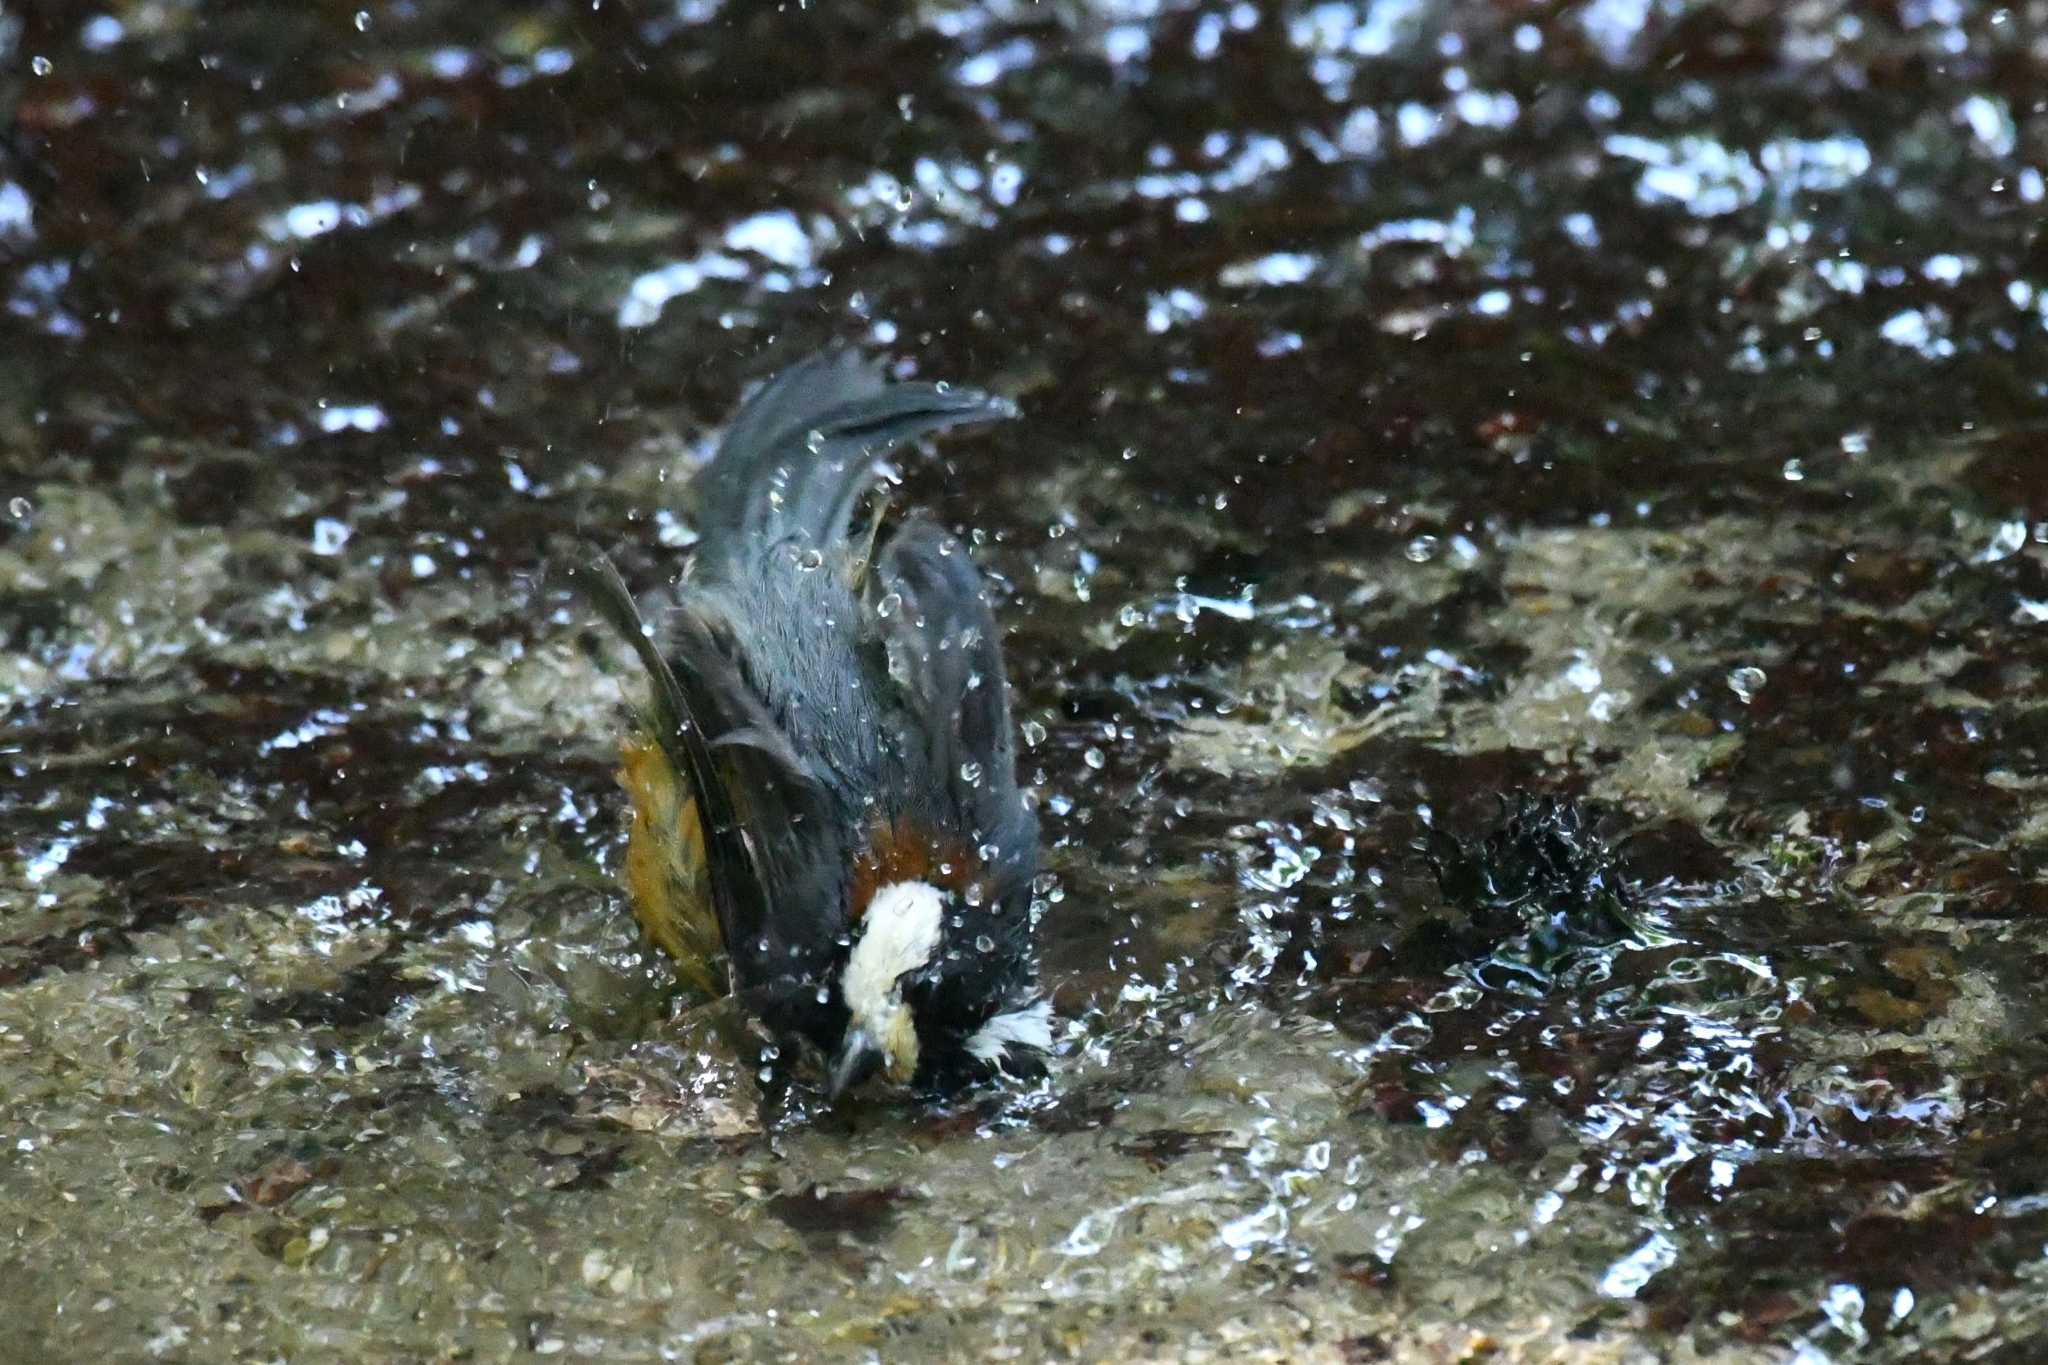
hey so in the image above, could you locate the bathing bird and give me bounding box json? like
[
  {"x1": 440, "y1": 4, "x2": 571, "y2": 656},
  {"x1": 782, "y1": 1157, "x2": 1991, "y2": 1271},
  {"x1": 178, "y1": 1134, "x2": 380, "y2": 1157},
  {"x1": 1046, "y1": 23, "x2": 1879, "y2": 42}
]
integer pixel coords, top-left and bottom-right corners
[{"x1": 576, "y1": 350, "x2": 1049, "y2": 1099}]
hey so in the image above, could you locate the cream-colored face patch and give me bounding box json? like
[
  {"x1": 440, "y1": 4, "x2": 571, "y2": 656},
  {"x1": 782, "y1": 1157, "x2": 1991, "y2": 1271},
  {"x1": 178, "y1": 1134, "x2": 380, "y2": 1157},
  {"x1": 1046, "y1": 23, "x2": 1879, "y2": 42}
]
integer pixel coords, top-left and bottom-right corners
[
  {"x1": 842, "y1": 880, "x2": 944, "y2": 1081},
  {"x1": 875, "y1": 1002, "x2": 920, "y2": 1083}
]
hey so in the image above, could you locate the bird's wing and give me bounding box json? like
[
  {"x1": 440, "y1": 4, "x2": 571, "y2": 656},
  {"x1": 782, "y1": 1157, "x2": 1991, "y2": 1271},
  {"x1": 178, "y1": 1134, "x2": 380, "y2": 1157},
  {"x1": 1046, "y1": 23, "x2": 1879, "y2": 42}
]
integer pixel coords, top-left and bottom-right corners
[
  {"x1": 572, "y1": 553, "x2": 842, "y2": 1000},
  {"x1": 872, "y1": 519, "x2": 1038, "y2": 895},
  {"x1": 570, "y1": 556, "x2": 760, "y2": 981},
  {"x1": 872, "y1": 520, "x2": 1043, "y2": 1053},
  {"x1": 655, "y1": 599, "x2": 849, "y2": 995}
]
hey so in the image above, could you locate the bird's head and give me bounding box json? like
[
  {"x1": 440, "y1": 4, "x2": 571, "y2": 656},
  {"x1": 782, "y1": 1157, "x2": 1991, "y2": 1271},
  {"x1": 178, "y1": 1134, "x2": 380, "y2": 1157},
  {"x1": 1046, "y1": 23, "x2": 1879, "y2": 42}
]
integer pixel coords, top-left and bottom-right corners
[
  {"x1": 828, "y1": 877, "x2": 946, "y2": 1099},
  {"x1": 823, "y1": 819, "x2": 971, "y2": 1099}
]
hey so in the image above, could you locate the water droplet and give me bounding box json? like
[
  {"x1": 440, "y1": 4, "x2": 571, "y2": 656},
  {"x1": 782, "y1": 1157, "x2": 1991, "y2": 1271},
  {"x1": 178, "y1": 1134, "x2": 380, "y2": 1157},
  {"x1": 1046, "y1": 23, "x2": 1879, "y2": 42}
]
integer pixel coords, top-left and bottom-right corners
[
  {"x1": 353, "y1": 9, "x2": 370, "y2": 30},
  {"x1": 876, "y1": 591, "x2": 902, "y2": 618},
  {"x1": 815, "y1": 985, "x2": 830, "y2": 1005},
  {"x1": 30, "y1": 56, "x2": 52, "y2": 76},
  {"x1": 310, "y1": 518, "x2": 350, "y2": 555},
  {"x1": 1083, "y1": 747, "x2": 1106, "y2": 770},
  {"x1": 6, "y1": 496, "x2": 29, "y2": 519},
  {"x1": 1218, "y1": 1201, "x2": 1287, "y2": 1258},
  {"x1": 1117, "y1": 603, "x2": 1144, "y2": 628},
  {"x1": 1019, "y1": 719, "x2": 1046, "y2": 747},
  {"x1": 796, "y1": 547, "x2": 824, "y2": 572},
  {"x1": 974, "y1": 934, "x2": 994, "y2": 953},
  {"x1": 1727, "y1": 666, "x2": 1766, "y2": 704},
  {"x1": 959, "y1": 761, "x2": 984, "y2": 785},
  {"x1": 1405, "y1": 535, "x2": 1440, "y2": 563},
  {"x1": 1977, "y1": 518, "x2": 2028, "y2": 564}
]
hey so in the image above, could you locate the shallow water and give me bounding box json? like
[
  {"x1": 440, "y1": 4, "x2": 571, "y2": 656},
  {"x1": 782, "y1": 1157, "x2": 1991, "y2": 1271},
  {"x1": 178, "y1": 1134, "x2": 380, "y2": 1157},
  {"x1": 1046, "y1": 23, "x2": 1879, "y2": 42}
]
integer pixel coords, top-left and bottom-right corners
[{"x1": 7, "y1": 0, "x2": 2048, "y2": 1359}]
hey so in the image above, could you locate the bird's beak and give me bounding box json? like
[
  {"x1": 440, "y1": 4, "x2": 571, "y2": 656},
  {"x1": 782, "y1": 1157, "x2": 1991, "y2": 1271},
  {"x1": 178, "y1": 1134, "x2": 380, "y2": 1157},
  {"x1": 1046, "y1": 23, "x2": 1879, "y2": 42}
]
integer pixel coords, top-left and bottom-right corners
[{"x1": 828, "y1": 1028, "x2": 882, "y2": 1103}]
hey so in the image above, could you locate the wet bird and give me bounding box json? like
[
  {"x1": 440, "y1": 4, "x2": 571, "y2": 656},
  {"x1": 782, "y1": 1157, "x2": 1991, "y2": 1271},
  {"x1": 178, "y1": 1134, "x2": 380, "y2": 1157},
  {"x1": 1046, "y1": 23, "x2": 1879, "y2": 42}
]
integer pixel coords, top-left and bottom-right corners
[{"x1": 576, "y1": 350, "x2": 1049, "y2": 1100}]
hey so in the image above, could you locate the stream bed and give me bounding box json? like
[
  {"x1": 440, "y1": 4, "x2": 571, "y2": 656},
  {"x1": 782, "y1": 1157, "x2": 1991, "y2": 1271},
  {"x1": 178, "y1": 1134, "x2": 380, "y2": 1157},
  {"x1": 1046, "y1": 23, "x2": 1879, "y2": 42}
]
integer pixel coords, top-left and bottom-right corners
[{"x1": 7, "y1": 1, "x2": 2048, "y2": 1360}]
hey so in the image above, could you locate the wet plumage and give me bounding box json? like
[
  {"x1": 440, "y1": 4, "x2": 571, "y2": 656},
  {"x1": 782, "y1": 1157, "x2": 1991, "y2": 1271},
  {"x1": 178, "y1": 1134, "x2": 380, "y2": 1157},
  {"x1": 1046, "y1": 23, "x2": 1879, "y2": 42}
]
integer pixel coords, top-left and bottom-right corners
[{"x1": 578, "y1": 350, "x2": 1046, "y2": 1098}]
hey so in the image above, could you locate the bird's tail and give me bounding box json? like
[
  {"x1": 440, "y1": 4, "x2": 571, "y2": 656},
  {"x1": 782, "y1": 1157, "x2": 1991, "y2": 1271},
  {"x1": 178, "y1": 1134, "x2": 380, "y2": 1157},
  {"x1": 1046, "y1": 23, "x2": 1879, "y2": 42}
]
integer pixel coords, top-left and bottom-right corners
[{"x1": 691, "y1": 349, "x2": 1014, "y2": 564}]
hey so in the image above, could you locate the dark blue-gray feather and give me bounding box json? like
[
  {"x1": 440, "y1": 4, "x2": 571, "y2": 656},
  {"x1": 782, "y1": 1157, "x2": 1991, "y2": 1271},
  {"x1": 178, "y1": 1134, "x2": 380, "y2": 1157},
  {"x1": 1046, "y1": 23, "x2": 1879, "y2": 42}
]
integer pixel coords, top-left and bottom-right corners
[{"x1": 692, "y1": 349, "x2": 1015, "y2": 566}]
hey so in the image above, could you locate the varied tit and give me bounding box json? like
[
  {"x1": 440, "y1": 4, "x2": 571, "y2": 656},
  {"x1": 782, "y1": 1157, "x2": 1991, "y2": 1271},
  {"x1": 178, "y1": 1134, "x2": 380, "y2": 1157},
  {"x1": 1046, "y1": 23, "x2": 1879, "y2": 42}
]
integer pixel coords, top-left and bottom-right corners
[{"x1": 576, "y1": 350, "x2": 1050, "y2": 1100}]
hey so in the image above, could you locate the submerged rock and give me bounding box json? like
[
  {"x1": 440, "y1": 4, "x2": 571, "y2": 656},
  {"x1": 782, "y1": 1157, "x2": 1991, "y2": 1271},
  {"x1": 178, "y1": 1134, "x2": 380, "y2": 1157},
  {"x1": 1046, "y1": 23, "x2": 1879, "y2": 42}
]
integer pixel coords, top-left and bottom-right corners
[{"x1": 1422, "y1": 795, "x2": 1645, "y2": 980}]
